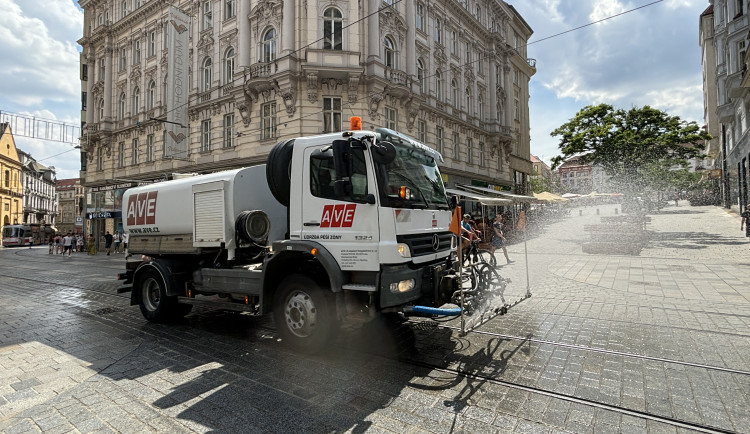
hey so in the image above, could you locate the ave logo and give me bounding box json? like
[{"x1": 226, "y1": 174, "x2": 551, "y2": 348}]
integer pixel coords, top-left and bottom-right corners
[
  {"x1": 126, "y1": 191, "x2": 158, "y2": 226},
  {"x1": 320, "y1": 204, "x2": 356, "y2": 228}
]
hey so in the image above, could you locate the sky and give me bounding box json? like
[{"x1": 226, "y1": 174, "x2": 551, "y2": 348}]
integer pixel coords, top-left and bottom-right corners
[{"x1": 0, "y1": 0, "x2": 708, "y2": 179}]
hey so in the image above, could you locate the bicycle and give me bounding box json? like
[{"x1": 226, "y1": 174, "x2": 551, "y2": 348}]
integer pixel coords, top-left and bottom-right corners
[
  {"x1": 461, "y1": 238, "x2": 497, "y2": 267},
  {"x1": 453, "y1": 260, "x2": 511, "y2": 315}
]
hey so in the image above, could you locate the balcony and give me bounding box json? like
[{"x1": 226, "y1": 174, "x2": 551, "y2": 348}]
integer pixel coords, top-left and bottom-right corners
[
  {"x1": 727, "y1": 70, "x2": 745, "y2": 98},
  {"x1": 249, "y1": 62, "x2": 273, "y2": 78},
  {"x1": 384, "y1": 68, "x2": 411, "y2": 99}
]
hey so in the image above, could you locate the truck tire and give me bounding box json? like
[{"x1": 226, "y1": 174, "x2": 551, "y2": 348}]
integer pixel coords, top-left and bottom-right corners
[
  {"x1": 266, "y1": 139, "x2": 295, "y2": 206},
  {"x1": 273, "y1": 275, "x2": 339, "y2": 353},
  {"x1": 137, "y1": 267, "x2": 190, "y2": 322}
]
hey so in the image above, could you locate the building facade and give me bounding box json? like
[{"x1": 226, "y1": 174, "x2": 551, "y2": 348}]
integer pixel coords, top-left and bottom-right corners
[
  {"x1": 701, "y1": 0, "x2": 750, "y2": 211},
  {"x1": 77, "y1": 0, "x2": 536, "y2": 235},
  {"x1": 56, "y1": 178, "x2": 85, "y2": 236},
  {"x1": 17, "y1": 150, "x2": 58, "y2": 227},
  {"x1": 0, "y1": 123, "x2": 23, "y2": 228}
]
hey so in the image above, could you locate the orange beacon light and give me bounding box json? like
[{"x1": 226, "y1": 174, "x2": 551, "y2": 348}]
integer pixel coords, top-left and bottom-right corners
[{"x1": 349, "y1": 116, "x2": 362, "y2": 130}]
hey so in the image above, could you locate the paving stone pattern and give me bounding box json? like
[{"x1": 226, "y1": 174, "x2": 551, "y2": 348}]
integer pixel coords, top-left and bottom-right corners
[{"x1": 0, "y1": 202, "x2": 749, "y2": 433}]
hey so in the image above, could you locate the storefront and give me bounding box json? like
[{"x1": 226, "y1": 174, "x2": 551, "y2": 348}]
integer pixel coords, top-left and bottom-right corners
[{"x1": 86, "y1": 182, "x2": 134, "y2": 249}]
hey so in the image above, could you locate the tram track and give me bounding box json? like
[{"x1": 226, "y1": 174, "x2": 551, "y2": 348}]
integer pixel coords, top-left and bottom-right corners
[{"x1": 398, "y1": 356, "x2": 738, "y2": 434}]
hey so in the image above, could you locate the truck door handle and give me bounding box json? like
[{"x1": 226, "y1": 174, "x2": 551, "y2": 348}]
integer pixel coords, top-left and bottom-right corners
[{"x1": 303, "y1": 222, "x2": 320, "y2": 227}]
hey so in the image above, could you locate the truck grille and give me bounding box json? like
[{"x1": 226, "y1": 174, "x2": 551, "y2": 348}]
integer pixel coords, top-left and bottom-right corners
[{"x1": 396, "y1": 232, "x2": 453, "y2": 257}]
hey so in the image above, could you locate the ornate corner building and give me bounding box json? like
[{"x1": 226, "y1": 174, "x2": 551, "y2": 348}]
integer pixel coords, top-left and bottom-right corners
[{"x1": 77, "y1": 0, "x2": 535, "y2": 233}]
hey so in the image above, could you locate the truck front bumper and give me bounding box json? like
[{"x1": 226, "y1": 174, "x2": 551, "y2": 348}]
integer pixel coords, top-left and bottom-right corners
[{"x1": 379, "y1": 259, "x2": 454, "y2": 308}]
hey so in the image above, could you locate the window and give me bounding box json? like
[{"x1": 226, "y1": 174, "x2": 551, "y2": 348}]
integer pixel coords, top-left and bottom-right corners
[
  {"x1": 435, "y1": 70, "x2": 442, "y2": 100},
  {"x1": 514, "y1": 69, "x2": 519, "y2": 85},
  {"x1": 3, "y1": 170, "x2": 8, "y2": 187},
  {"x1": 436, "y1": 126, "x2": 443, "y2": 154},
  {"x1": 121, "y1": 1, "x2": 127, "y2": 18},
  {"x1": 224, "y1": 47, "x2": 235, "y2": 84},
  {"x1": 465, "y1": 87, "x2": 471, "y2": 114},
  {"x1": 98, "y1": 58, "x2": 105, "y2": 81},
  {"x1": 416, "y1": 4, "x2": 424, "y2": 31},
  {"x1": 81, "y1": 63, "x2": 88, "y2": 81},
  {"x1": 202, "y1": 57, "x2": 212, "y2": 91},
  {"x1": 262, "y1": 102, "x2": 277, "y2": 139},
  {"x1": 97, "y1": 147, "x2": 103, "y2": 171},
  {"x1": 81, "y1": 91, "x2": 87, "y2": 111},
  {"x1": 118, "y1": 142, "x2": 125, "y2": 168},
  {"x1": 310, "y1": 146, "x2": 368, "y2": 200},
  {"x1": 478, "y1": 142, "x2": 485, "y2": 167},
  {"x1": 146, "y1": 133, "x2": 155, "y2": 161},
  {"x1": 262, "y1": 28, "x2": 277, "y2": 62},
  {"x1": 452, "y1": 132, "x2": 459, "y2": 160},
  {"x1": 118, "y1": 92, "x2": 126, "y2": 119},
  {"x1": 119, "y1": 47, "x2": 127, "y2": 71},
  {"x1": 434, "y1": 18, "x2": 442, "y2": 44},
  {"x1": 323, "y1": 97, "x2": 342, "y2": 133},
  {"x1": 131, "y1": 138, "x2": 139, "y2": 165},
  {"x1": 739, "y1": 41, "x2": 746, "y2": 71},
  {"x1": 478, "y1": 95, "x2": 483, "y2": 120},
  {"x1": 223, "y1": 113, "x2": 235, "y2": 148},
  {"x1": 200, "y1": 119, "x2": 212, "y2": 151},
  {"x1": 384, "y1": 107, "x2": 397, "y2": 130},
  {"x1": 384, "y1": 36, "x2": 397, "y2": 68},
  {"x1": 98, "y1": 99, "x2": 104, "y2": 121},
  {"x1": 133, "y1": 40, "x2": 141, "y2": 64},
  {"x1": 417, "y1": 59, "x2": 425, "y2": 92},
  {"x1": 467, "y1": 138, "x2": 473, "y2": 164},
  {"x1": 202, "y1": 1, "x2": 213, "y2": 30},
  {"x1": 224, "y1": 0, "x2": 236, "y2": 20},
  {"x1": 323, "y1": 7, "x2": 343, "y2": 50},
  {"x1": 451, "y1": 79, "x2": 457, "y2": 105},
  {"x1": 133, "y1": 87, "x2": 140, "y2": 114},
  {"x1": 147, "y1": 80, "x2": 155, "y2": 109},
  {"x1": 418, "y1": 120, "x2": 426, "y2": 143},
  {"x1": 514, "y1": 89, "x2": 519, "y2": 120},
  {"x1": 451, "y1": 31, "x2": 457, "y2": 55},
  {"x1": 148, "y1": 31, "x2": 155, "y2": 57}
]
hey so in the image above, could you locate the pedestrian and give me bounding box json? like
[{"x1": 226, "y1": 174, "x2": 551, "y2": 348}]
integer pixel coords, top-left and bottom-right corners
[
  {"x1": 104, "y1": 231, "x2": 113, "y2": 255},
  {"x1": 48, "y1": 236, "x2": 54, "y2": 254},
  {"x1": 54, "y1": 233, "x2": 62, "y2": 254},
  {"x1": 121, "y1": 232, "x2": 129, "y2": 254},
  {"x1": 87, "y1": 234, "x2": 97, "y2": 255},
  {"x1": 113, "y1": 231, "x2": 122, "y2": 253},
  {"x1": 77, "y1": 234, "x2": 84, "y2": 252},
  {"x1": 741, "y1": 208, "x2": 750, "y2": 237},
  {"x1": 63, "y1": 232, "x2": 73, "y2": 257},
  {"x1": 490, "y1": 213, "x2": 514, "y2": 264}
]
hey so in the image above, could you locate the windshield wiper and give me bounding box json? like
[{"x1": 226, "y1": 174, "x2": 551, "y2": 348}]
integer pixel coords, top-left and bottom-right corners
[{"x1": 389, "y1": 171, "x2": 430, "y2": 209}]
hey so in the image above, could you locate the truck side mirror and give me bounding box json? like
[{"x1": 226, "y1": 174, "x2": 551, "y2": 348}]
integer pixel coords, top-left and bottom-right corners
[
  {"x1": 332, "y1": 139, "x2": 352, "y2": 179},
  {"x1": 372, "y1": 141, "x2": 396, "y2": 165}
]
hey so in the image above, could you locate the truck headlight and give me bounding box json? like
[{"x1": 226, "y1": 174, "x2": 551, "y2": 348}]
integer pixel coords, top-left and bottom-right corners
[
  {"x1": 390, "y1": 278, "x2": 416, "y2": 293},
  {"x1": 397, "y1": 243, "x2": 411, "y2": 258},
  {"x1": 450, "y1": 234, "x2": 457, "y2": 249}
]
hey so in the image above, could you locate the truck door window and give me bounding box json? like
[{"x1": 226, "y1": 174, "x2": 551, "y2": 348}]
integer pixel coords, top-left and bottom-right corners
[{"x1": 310, "y1": 148, "x2": 368, "y2": 201}]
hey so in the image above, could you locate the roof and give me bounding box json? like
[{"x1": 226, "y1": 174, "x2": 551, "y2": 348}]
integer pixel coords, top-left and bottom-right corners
[
  {"x1": 56, "y1": 178, "x2": 79, "y2": 189},
  {"x1": 701, "y1": 5, "x2": 713, "y2": 16}
]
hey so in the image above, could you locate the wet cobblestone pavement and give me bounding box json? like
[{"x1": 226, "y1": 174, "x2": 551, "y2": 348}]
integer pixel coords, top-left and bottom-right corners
[{"x1": 1, "y1": 203, "x2": 749, "y2": 433}]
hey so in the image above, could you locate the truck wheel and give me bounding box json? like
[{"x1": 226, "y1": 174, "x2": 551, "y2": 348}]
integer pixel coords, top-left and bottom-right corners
[
  {"x1": 266, "y1": 139, "x2": 295, "y2": 206},
  {"x1": 137, "y1": 268, "x2": 180, "y2": 322},
  {"x1": 273, "y1": 275, "x2": 339, "y2": 353}
]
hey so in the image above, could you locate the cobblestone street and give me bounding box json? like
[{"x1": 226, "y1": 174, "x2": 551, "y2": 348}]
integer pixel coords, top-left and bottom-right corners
[{"x1": 1, "y1": 202, "x2": 749, "y2": 433}]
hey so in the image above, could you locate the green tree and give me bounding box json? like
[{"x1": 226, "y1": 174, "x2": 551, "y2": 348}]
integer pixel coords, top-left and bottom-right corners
[{"x1": 550, "y1": 104, "x2": 710, "y2": 193}]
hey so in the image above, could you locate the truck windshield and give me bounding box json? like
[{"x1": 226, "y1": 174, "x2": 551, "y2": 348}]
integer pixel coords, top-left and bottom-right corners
[{"x1": 374, "y1": 141, "x2": 449, "y2": 210}]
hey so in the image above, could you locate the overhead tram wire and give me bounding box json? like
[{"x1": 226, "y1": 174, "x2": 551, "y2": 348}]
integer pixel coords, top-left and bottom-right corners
[{"x1": 159, "y1": 0, "x2": 664, "y2": 155}]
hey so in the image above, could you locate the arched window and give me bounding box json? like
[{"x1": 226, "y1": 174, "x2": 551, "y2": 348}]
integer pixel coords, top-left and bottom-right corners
[
  {"x1": 323, "y1": 7, "x2": 342, "y2": 50},
  {"x1": 451, "y1": 79, "x2": 457, "y2": 106},
  {"x1": 119, "y1": 92, "x2": 126, "y2": 119},
  {"x1": 435, "y1": 70, "x2": 442, "y2": 101},
  {"x1": 384, "y1": 36, "x2": 397, "y2": 68},
  {"x1": 133, "y1": 87, "x2": 140, "y2": 114},
  {"x1": 224, "y1": 47, "x2": 235, "y2": 84},
  {"x1": 98, "y1": 98, "x2": 104, "y2": 121},
  {"x1": 202, "y1": 57, "x2": 212, "y2": 91},
  {"x1": 147, "y1": 80, "x2": 156, "y2": 109},
  {"x1": 262, "y1": 28, "x2": 276, "y2": 62},
  {"x1": 417, "y1": 59, "x2": 425, "y2": 92}
]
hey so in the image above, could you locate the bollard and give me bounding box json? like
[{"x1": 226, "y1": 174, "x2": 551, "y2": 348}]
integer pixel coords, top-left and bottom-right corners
[{"x1": 596, "y1": 208, "x2": 600, "y2": 215}]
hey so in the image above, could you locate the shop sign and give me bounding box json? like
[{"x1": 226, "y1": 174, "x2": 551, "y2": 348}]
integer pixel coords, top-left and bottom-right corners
[
  {"x1": 88, "y1": 211, "x2": 122, "y2": 219},
  {"x1": 90, "y1": 183, "x2": 137, "y2": 192}
]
